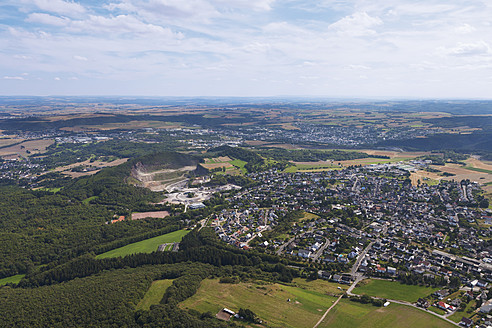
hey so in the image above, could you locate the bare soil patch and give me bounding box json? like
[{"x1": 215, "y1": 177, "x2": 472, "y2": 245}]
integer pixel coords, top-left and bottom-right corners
[{"x1": 131, "y1": 211, "x2": 170, "y2": 220}]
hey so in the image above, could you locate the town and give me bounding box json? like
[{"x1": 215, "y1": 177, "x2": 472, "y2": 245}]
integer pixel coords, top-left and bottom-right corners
[{"x1": 204, "y1": 163, "x2": 492, "y2": 325}]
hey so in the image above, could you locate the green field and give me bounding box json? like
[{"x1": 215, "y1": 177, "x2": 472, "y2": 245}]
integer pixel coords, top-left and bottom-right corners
[
  {"x1": 136, "y1": 279, "x2": 174, "y2": 310},
  {"x1": 180, "y1": 278, "x2": 453, "y2": 328},
  {"x1": 319, "y1": 299, "x2": 454, "y2": 328},
  {"x1": 180, "y1": 278, "x2": 339, "y2": 328},
  {"x1": 353, "y1": 279, "x2": 439, "y2": 303},
  {"x1": 229, "y1": 159, "x2": 247, "y2": 174},
  {"x1": 0, "y1": 274, "x2": 25, "y2": 286},
  {"x1": 82, "y1": 195, "x2": 99, "y2": 204},
  {"x1": 96, "y1": 229, "x2": 189, "y2": 259},
  {"x1": 464, "y1": 166, "x2": 492, "y2": 175}
]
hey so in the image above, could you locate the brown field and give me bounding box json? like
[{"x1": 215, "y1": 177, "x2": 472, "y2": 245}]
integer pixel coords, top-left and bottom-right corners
[
  {"x1": 60, "y1": 120, "x2": 181, "y2": 131},
  {"x1": 0, "y1": 139, "x2": 54, "y2": 158},
  {"x1": 204, "y1": 156, "x2": 231, "y2": 163},
  {"x1": 0, "y1": 138, "x2": 24, "y2": 147},
  {"x1": 131, "y1": 211, "x2": 170, "y2": 220},
  {"x1": 436, "y1": 164, "x2": 492, "y2": 184},
  {"x1": 245, "y1": 140, "x2": 270, "y2": 146},
  {"x1": 264, "y1": 143, "x2": 299, "y2": 150},
  {"x1": 202, "y1": 162, "x2": 234, "y2": 170},
  {"x1": 410, "y1": 171, "x2": 441, "y2": 186},
  {"x1": 358, "y1": 149, "x2": 434, "y2": 159},
  {"x1": 410, "y1": 162, "x2": 492, "y2": 186},
  {"x1": 466, "y1": 157, "x2": 492, "y2": 171},
  {"x1": 202, "y1": 156, "x2": 234, "y2": 170},
  {"x1": 63, "y1": 170, "x2": 100, "y2": 178},
  {"x1": 52, "y1": 158, "x2": 128, "y2": 173}
]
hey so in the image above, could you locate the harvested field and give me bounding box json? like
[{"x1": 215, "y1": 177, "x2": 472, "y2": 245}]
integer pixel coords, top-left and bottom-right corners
[
  {"x1": 60, "y1": 120, "x2": 181, "y2": 131},
  {"x1": 202, "y1": 162, "x2": 234, "y2": 169},
  {"x1": 0, "y1": 139, "x2": 54, "y2": 158},
  {"x1": 51, "y1": 158, "x2": 128, "y2": 176},
  {"x1": 245, "y1": 140, "x2": 269, "y2": 146},
  {"x1": 338, "y1": 157, "x2": 406, "y2": 166},
  {"x1": 0, "y1": 138, "x2": 24, "y2": 148},
  {"x1": 410, "y1": 171, "x2": 441, "y2": 186},
  {"x1": 466, "y1": 157, "x2": 492, "y2": 171},
  {"x1": 358, "y1": 149, "x2": 434, "y2": 159},
  {"x1": 436, "y1": 164, "x2": 492, "y2": 184},
  {"x1": 264, "y1": 143, "x2": 299, "y2": 150},
  {"x1": 131, "y1": 211, "x2": 170, "y2": 220}
]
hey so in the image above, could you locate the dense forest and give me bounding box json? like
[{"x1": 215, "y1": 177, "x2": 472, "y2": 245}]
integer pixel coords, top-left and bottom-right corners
[{"x1": 1, "y1": 228, "x2": 300, "y2": 327}]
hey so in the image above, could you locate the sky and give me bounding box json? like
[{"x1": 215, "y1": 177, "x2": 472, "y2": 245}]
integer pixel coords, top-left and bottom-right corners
[{"x1": 1, "y1": 0, "x2": 492, "y2": 98}]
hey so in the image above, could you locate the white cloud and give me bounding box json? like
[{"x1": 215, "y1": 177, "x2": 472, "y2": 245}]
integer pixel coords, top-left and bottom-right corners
[
  {"x1": 68, "y1": 15, "x2": 181, "y2": 38},
  {"x1": 447, "y1": 41, "x2": 491, "y2": 56},
  {"x1": 30, "y1": 0, "x2": 86, "y2": 16},
  {"x1": 329, "y1": 12, "x2": 382, "y2": 37},
  {"x1": 4, "y1": 76, "x2": 26, "y2": 80},
  {"x1": 73, "y1": 55, "x2": 87, "y2": 61},
  {"x1": 455, "y1": 23, "x2": 475, "y2": 34},
  {"x1": 54, "y1": 77, "x2": 61, "y2": 80},
  {"x1": 26, "y1": 13, "x2": 70, "y2": 26}
]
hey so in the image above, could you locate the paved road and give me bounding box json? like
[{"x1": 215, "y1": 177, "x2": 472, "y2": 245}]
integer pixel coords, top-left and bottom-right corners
[
  {"x1": 312, "y1": 237, "x2": 330, "y2": 261},
  {"x1": 350, "y1": 241, "x2": 373, "y2": 277},
  {"x1": 346, "y1": 278, "x2": 460, "y2": 327},
  {"x1": 275, "y1": 229, "x2": 312, "y2": 255}
]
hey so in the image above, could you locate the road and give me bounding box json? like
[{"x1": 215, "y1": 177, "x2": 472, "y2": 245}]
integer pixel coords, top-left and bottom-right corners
[
  {"x1": 275, "y1": 228, "x2": 312, "y2": 256},
  {"x1": 313, "y1": 275, "x2": 364, "y2": 328},
  {"x1": 312, "y1": 294, "x2": 343, "y2": 328},
  {"x1": 350, "y1": 241, "x2": 373, "y2": 277},
  {"x1": 346, "y1": 278, "x2": 460, "y2": 327},
  {"x1": 312, "y1": 237, "x2": 331, "y2": 261}
]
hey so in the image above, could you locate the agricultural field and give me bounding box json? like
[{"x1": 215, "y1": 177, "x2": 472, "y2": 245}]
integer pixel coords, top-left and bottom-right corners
[
  {"x1": 136, "y1": 279, "x2": 174, "y2": 310},
  {"x1": 352, "y1": 279, "x2": 439, "y2": 303},
  {"x1": 284, "y1": 161, "x2": 341, "y2": 173},
  {"x1": 50, "y1": 158, "x2": 129, "y2": 178},
  {"x1": 0, "y1": 139, "x2": 54, "y2": 159},
  {"x1": 0, "y1": 274, "x2": 25, "y2": 286},
  {"x1": 319, "y1": 299, "x2": 454, "y2": 328},
  {"x1": 96, "y1": 229, "x2": 189, "y2": 259},
  {"x1": 338, "y1": 157, "x2": 409, "y2": 167},
  {"x1": 60, "y1": 120, "x2": 181, "y2": 131},
  {"x1": 180, "y1": 278, "x2": 339, "y2": 328},
  {"x1": 0, "y1": 138, "x2": 24, "y2": 148},
  {"x1": 180, "y1": 278, "x2": 452, "y2": 328}
]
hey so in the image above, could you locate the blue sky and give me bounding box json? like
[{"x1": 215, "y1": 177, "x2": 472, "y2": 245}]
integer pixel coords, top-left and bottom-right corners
[{"x1": 1, "y1": 0, "x2": 492, "y2": 98}]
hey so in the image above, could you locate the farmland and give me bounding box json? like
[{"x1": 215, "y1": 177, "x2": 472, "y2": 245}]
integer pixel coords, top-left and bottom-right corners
[
  {"x1": 96, "y1": 229, "x2": 189, "y2": 259},
  {"x1": 352, "y1": 279, "x2": 439, "y2": 303},
  {"x1": 319, "y1": 299, "x2": 453, "y2": 328},
  {"x1": 136, "y1": 279, "x2": 174, "y2": 310},
  {"x1": 180, "y1": 278, "x2": 453, "y2": 328},
  {"x1": 0, "y1": 139, "x2": 54, "y2": 159}
]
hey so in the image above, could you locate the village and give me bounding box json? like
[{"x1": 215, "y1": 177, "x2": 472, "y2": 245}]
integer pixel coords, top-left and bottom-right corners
[{"x1": 206, "y1": 163, "x2": 492, "y2": 325}]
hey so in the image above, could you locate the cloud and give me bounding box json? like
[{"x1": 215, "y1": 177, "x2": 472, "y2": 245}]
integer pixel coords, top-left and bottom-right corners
[
  {"x1": 73, "y1": 55, "x2": 87, "y2": 61},
  {"x1": 4, "y1": 76, "x2": 26, "y2": 80},
  {"x1": 455, "y1": 23, "x2": 475, "y2": 34},
  {"x1": 30, "y1": 0, "x2": 86, "y2": 16},
  {"x1": 447, "y1": 41, "x2": 491, "y2": 56},
  {"x1": 68, "y1": 15, "x2": 181, "y2": 38},
  {"x1": 26, "y1": 13, "x2": 70, "y2": 26},
  {"x1": 329, "y1": 11, "x2": 382, "y2": 37}
]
